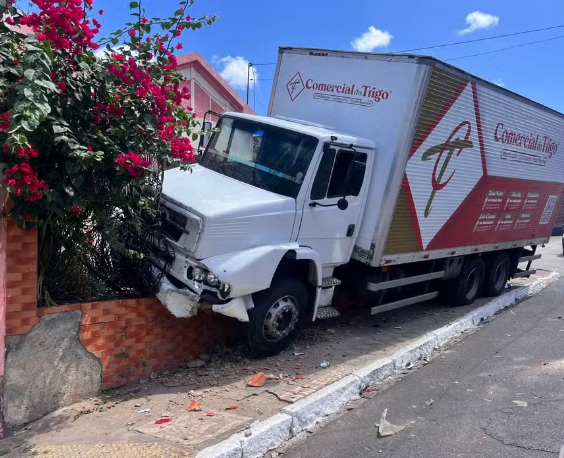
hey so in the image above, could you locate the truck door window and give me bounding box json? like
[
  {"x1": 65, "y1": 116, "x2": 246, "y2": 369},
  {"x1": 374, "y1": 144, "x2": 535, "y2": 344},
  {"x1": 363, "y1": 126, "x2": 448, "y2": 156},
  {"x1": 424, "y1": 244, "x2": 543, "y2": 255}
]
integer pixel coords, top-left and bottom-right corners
[{"x1": 311, "y1": 147, "x2": 367, "y2": 200}]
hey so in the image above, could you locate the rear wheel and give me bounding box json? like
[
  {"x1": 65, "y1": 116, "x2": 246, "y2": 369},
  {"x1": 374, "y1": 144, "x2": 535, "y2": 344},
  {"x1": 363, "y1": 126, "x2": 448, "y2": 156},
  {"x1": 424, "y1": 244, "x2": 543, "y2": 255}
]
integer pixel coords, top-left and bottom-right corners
[
  {"x1": 247, "y1": 276, "x2": 308, "y2": 357},
  {"x1": 483, "y1": 252, "x2": 510, "y2": 297},
  {"x1": 443, "y1": 257, "x2": 485, "y2": 307}
]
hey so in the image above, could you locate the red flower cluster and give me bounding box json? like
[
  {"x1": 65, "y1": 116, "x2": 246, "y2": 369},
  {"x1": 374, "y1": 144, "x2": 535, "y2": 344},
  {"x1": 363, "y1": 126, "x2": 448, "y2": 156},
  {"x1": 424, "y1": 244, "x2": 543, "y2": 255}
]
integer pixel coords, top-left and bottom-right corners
[
  {"x1": 0, "y1": 112, "x2": 10, "y2": 131},
  {"x1": 92, "y1": 103, "x2": 124, "y2": 118},
  {"x1": 16, "y1": 145, "x2": 39, "y2": 158},
  {"x1": 71, "y1": 205, "x2": 82, "y2": 213},
  {"x1": 170, "y1": 137, "x2": 195, "y2": 163},
  {"x1": 116, "y1": 151, "x2": 151, "y2": 178},
  {"x1": 19, "y1": 0, "x2": 101, "y2": 52},
  {"x1": 2, "y1": 163, "x2": 49, "y2": 202}
]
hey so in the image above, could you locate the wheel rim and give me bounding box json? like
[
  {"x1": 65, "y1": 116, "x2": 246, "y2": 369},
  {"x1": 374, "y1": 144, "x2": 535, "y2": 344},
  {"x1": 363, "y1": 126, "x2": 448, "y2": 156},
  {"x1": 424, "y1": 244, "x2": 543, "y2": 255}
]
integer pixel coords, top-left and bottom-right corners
[
  {"x1": 465, "y1": 268, "x2": 480, "y2": 299},
  {"x1": 493, "y1": 261, "x2": 507, "y2": 291},
  {"x1": 262, "y1": 295, "x2": 299, "y2": 342}
]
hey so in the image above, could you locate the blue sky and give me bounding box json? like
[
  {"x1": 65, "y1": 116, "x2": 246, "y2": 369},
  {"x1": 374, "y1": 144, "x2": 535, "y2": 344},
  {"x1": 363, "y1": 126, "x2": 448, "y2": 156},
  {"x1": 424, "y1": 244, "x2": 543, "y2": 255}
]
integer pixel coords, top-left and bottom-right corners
[{"x1": 42, "y1": 0, "x2": 564, "y2": 114}]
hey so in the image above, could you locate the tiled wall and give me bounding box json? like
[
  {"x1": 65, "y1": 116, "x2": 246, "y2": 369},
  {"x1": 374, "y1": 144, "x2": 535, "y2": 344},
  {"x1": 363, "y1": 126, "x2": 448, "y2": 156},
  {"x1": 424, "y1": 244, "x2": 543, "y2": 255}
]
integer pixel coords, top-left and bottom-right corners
[{"x1": 3, "y1": 224, "x2": 234, "y2": 390}]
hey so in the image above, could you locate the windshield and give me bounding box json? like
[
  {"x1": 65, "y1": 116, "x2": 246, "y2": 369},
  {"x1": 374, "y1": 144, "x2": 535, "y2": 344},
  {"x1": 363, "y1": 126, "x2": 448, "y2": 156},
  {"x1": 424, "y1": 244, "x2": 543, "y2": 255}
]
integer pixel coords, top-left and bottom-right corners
[{"x1": 200, "y1": 117, "x2": 318, "y2": 199}]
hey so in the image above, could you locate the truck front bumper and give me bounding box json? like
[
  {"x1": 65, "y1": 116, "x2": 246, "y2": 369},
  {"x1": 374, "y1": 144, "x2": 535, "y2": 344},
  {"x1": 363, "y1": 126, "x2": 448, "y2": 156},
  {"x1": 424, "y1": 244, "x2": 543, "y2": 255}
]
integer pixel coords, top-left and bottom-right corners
[{"x1": 156, "y1": 253, "x2": 251, "y2": 322}]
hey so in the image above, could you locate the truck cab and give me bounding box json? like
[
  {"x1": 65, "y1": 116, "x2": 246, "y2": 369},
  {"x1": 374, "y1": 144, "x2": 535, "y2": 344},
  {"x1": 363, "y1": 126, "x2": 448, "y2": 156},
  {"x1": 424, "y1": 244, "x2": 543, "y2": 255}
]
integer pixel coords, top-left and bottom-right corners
[{"x1": 158, "y1": 112, "x2": 375, "y2": 355}]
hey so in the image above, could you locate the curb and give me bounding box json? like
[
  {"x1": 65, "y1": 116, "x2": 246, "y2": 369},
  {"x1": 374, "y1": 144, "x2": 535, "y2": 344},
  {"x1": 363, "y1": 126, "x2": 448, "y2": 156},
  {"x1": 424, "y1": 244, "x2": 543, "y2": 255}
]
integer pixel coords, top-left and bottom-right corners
[{"x1": 195, "y1": 272, "x2": 559, "y2": 458}]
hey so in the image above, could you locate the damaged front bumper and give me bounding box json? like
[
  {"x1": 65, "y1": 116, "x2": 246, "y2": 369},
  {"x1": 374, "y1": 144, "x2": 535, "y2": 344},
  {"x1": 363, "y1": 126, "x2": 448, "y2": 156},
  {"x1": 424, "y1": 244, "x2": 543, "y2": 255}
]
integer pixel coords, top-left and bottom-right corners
[{"x1": 155, "y1": 254, "x2": 252, "y2": 323}]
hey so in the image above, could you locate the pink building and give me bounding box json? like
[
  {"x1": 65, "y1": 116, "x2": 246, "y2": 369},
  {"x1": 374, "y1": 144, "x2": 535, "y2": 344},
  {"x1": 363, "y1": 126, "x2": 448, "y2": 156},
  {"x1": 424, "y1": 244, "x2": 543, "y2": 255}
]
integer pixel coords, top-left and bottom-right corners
[{"x1": 176, "y1": 52, "x2": 255, "y2": 126}]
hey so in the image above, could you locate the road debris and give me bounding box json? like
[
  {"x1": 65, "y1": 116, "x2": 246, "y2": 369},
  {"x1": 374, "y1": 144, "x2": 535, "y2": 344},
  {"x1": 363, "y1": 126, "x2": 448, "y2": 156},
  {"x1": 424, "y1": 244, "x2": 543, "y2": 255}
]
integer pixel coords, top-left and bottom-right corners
[
  {"x1": 376, "y1": 409, "x2": 406, "y2": 437},
  {"x1": 206, "y1": 412, "x2": 215, "y2": 417},
  {"x1": 137, "y1": 408, "x2": 151, "y2": 414},
  {"x1": 319, "y1": 361, "x2": 331, "y2": 368},
  {"x1": 512, "y1": 400, "x2": 528, "y2": 407},
  {"x1": 248, "y1": 373, "x2": 267, "y2": 387},
  {"x1": 209, "y1": 380, "x2": 219, "y2": 386},
  {"x1": 425, "y1": 399, "x2": 434, "y2": 406},
  {"x1": 155, "y1": 418, "x2": 172, "y2": 425},
  {"x1": 225, "y1": 404, "x2": 239, "y2": 410},
  {"x1": 293, "y1": 352, "x2": 305, "y2": 356},
  {"x1": 188, "y1": 401, "x2": 201, "y2": 412},
  {"x1": 188, "y1": 359, "x2": 206, "y2": 369}
]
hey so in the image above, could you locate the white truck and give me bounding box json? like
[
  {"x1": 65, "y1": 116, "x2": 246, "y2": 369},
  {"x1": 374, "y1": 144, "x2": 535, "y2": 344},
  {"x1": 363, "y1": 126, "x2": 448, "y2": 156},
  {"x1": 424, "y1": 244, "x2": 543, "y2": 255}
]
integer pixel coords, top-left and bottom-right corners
[{"x1": 157, "y1": 48, "x2": 564, "y2": 356}]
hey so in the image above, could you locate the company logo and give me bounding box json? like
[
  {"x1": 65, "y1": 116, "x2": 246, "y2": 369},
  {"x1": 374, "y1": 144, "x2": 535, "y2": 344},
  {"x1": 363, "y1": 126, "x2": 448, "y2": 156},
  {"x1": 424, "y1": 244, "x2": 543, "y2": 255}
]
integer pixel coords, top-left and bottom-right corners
[
  {"x1": 421, "y1": 121, "x2": 475, "y2": 217},
  {"x1": 494, "y1": 123, "x2": 558, "y2": 158},
  {"x1": 285, "y1": 71, "x2": 390, "y2": 106},
  {"x1": 286, "y1": 72, "x2": 305, "y2": 101},
  {"x1": 405, "y1": 82, "x2": 486, "y2": 250}
]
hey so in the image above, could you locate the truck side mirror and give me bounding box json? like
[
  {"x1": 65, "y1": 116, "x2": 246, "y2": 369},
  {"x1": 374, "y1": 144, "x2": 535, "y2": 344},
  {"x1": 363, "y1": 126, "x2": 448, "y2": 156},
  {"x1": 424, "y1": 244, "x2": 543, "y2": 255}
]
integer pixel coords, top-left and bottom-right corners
[
  {"x1": 198, "y1": 121, "x2": 213, "y2": 152},
  {"x1": 346, "y1": 160, "x2": 366, "y2": 196}
]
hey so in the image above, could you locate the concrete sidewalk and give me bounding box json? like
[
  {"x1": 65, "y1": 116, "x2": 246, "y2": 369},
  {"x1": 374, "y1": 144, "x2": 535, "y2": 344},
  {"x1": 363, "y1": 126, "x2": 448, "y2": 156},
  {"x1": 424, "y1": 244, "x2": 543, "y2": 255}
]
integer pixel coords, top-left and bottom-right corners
[{"x1": 1, "y1": 238, "x2": 562, "y2": 458}]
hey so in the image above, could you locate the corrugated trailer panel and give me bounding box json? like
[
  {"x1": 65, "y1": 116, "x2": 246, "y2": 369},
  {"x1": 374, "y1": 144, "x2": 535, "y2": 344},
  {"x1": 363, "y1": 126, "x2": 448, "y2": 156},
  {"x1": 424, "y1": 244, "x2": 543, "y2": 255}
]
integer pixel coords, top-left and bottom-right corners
[{"x1": 380, "y1": 65, "x2": 564, "y2": 265}]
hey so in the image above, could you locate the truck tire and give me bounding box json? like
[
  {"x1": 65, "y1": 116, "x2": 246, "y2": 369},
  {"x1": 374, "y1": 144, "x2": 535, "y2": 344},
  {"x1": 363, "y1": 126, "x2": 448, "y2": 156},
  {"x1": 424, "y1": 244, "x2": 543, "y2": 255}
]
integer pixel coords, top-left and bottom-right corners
[
  {"x1": 443, "y1": 257, "x2": 485, "y2": 307},
  {"x1": 247, "y1": 276, "x2": 308, "y2": 357},
  {"x1": 483, "y1": 252, "x2": 510, "y2": 297}
]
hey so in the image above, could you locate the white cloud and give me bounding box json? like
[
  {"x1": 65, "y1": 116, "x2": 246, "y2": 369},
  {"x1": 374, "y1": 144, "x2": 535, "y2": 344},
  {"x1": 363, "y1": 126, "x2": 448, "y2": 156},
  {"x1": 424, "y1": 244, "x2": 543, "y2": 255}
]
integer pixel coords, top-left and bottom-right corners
[
  {"x1": 351, "y1": 26, "x2": 393, "y2": 52},
  {"x1": 213, "y1": 56, "x2": 258, "y2": 90},
  {"x1": 491, "y1": 78, "x2": 505, "y2": 87},
  {"x1": 458, "y1": 11, "x2": 499, "y2": 35}
]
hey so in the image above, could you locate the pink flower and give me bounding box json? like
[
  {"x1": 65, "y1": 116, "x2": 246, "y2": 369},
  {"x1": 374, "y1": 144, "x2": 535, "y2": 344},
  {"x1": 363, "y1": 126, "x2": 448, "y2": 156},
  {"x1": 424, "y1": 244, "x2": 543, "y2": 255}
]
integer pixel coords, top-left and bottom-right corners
[
  {"x1": 141, "y1": 17, "x2": 148, "y2": 24},
  {"x1": 56, "y1": 81, "x2": 67, "y2": 92},
  {"x1": 186, "y1": 15, "x2": 192, "y2": 21},
  {"x1": 36, "y1": 33, "x2": 47, "y2": 41},
  {"x1": 99, "y1": 9, "x2": 104, "y2": 14},
  {"x1": 71, "y1": 205, "x2": 82, "y2": 213},
  {"x1": 5, "y1": 17, "x2": 15, "y2": 26},
  {"x1": 176, "y1": 43, "x2": 183, "y2": 50},
  {"x1": 128, "y1": 29, "x2": 136, "y2": 36}
]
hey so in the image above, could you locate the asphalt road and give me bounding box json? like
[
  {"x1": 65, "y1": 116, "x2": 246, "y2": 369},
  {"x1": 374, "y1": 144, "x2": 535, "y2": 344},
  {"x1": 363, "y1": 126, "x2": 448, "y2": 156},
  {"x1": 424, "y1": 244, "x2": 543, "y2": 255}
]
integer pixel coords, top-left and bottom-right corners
[{"x1": 283, "y1": 278, "x2": 564, "y2": 458}]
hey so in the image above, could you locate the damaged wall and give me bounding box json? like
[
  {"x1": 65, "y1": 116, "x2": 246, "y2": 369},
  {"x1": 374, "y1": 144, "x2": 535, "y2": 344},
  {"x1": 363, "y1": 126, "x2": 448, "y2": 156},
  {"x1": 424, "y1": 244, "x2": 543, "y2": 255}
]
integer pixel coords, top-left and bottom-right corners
[
  {"x1": 3, "y1": 311, "x2": 102, "y2": 430},
  {"x1": 1, "y1": 223, "x2": 235, "y2": 431}
]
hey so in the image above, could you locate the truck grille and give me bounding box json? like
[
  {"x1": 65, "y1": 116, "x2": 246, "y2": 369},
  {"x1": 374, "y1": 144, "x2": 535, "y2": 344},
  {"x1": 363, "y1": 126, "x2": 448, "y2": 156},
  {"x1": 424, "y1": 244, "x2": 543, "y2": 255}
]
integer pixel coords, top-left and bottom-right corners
[
  {"x1": 161, "y1": 207, "x2": 187, "y2": 242},
  {"x1": 160, "y1": 203, "x2": 202, "y2": 253}
]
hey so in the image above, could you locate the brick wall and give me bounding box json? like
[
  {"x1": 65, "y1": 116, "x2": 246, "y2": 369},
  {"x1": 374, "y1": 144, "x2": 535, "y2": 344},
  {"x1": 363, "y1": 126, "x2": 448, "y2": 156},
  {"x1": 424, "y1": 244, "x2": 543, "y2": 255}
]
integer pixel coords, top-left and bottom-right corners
[
  {"x1": 5, "y1": 221, "x2": 38, "y2": 336},
  {"x1": 4, "y1": 224, "x2": 234, "y2": 390}
]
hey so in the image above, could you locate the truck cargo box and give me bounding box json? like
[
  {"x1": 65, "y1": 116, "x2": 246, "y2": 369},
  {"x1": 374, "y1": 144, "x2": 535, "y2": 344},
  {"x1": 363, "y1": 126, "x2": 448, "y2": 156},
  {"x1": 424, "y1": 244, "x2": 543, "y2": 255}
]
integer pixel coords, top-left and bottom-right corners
[{"x1": 269, "y1": 47, "x2": 564, "y2": 267}]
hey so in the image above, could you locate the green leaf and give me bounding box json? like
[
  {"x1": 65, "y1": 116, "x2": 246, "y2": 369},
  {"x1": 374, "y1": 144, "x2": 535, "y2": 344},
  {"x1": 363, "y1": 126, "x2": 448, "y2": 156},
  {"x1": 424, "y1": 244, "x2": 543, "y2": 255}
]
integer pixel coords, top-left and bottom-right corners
[
  {"x1": 65, "y1": 161, "x2": 81, "y2": 176},
  {"x1": 192, "y1": 133, "x2": 198, "y2": 141},
  {"x1": 53, "y1": 125, "x2": 70, "y2": 134},
  {"x1": 111, "y1": 38, "x2": 119, "y2": 46},
  {"x1": 32, "y1": 101, "x2": 51, "y2": 116},
  {"x1": 35, "y1": 79, "x2": 57, "y2": 91},
  {"x1": 129, "y1": 1, "x2": 139, "y2": 8},
  {"x1": 24, "y1": 69, "x2": 36, "y2": 80}
]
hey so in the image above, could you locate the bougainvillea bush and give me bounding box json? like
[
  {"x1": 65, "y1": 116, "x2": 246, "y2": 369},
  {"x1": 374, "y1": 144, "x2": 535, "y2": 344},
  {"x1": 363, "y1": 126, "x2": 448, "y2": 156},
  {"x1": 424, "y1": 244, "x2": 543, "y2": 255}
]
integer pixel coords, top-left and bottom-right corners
[{"x1": 0, "y1": 0, "x2": 214, "y2": 304}]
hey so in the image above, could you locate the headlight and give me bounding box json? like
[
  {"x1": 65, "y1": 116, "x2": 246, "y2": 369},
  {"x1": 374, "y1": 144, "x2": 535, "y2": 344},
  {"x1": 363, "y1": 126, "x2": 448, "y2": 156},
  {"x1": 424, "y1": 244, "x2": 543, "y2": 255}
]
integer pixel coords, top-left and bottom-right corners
[
  {"x1": 220, "y1": 283, "x2": 231, "y2": 295},
  {"x1": 206, "y1": 272, "x2": 219, "y2": 287},
  {"x1": 192, "y1": 267, "x2": 205, "y2": 282}
]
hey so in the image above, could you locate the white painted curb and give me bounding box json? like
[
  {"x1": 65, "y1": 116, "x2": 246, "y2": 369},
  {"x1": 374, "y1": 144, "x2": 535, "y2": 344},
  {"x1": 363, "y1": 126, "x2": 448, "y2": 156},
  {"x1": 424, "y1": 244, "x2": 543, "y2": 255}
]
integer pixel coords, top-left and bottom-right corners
[{"x1": 195, "y1": 272, "x2": 559, "y2": 458}]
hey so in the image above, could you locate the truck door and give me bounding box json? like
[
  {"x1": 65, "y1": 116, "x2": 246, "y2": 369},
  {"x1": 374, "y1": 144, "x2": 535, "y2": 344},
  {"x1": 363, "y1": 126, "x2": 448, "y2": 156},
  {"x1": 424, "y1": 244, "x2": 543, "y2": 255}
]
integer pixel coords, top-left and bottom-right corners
[{"x1": 297, "y1": 145, "x2": 370, "y2": 266}]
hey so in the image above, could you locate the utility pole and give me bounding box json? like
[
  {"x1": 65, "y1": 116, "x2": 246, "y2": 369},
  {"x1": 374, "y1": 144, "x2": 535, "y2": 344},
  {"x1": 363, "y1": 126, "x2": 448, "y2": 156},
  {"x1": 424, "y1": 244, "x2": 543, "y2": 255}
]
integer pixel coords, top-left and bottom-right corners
[{"x1": 246, "y1": 62, "x2": 252, "y2": 104}]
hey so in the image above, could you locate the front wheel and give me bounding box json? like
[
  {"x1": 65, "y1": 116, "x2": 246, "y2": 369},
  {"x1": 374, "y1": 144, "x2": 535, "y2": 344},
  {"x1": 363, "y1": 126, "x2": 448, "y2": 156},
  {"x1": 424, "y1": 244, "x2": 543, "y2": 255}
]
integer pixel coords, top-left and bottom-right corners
[{"x1": 247, "y1": 276, "x2": 308, "y2": 357}]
